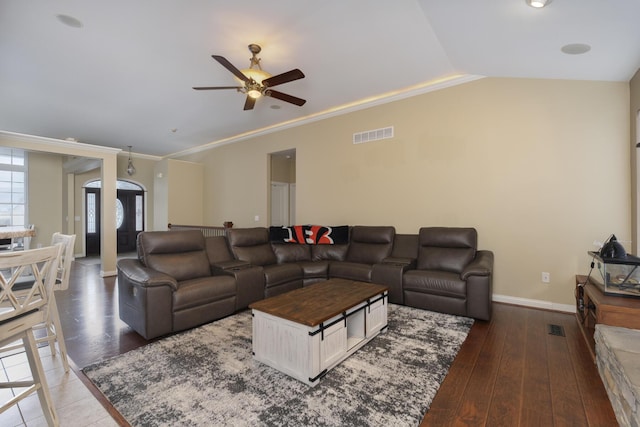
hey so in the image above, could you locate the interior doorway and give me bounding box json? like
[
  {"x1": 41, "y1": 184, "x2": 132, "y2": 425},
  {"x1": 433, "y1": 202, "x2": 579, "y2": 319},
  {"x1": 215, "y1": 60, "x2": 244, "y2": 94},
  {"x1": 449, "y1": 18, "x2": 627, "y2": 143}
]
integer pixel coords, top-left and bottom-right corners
[
  {"x1": 269, "y1": 150, "x2": 296, "y2": 226},
  {"x1": 85, "y1": 179, "x2": 145, "y2": 255}
]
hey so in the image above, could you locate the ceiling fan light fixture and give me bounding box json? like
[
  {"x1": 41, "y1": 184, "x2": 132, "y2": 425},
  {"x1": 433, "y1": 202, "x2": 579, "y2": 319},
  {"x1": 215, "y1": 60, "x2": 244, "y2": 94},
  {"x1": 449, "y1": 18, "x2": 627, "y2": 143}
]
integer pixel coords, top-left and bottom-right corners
[
  {"x1": 240, "y1": 68, "x2": 271, "y2": 85},
  {"x1": 194, "y1": 43, "x2": 306, "y2": 110},
  {"x1": 238, "y1": 64, "x2": 272, "y2": 99},
  {"x1": 527, "y1": 0, "x2": 550, "y2": 8},
  {"x1": 247, "y1": 89, "x2": 262, "y2": 99}
]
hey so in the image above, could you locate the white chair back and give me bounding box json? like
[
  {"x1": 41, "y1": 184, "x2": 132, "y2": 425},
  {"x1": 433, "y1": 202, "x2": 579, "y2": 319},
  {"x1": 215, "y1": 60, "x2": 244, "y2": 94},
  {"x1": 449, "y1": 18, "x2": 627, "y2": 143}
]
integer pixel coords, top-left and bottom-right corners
[
  {"x1": 50, "y1": 232, "x2": 76, "y2": 291},
  {"x1": 0, "y1": 244, "x2": 61, "y2": 325},
  {"x1": 0, "y1": 244, "x2": 62, "y2": 426}
]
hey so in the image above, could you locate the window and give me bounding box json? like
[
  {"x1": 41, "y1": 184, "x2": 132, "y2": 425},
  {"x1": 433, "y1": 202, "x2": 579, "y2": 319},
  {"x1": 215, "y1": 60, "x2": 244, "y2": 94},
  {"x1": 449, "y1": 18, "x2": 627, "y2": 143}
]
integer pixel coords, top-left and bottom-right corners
[
  {"x1": 0, "y1": 148, "x2": 26, "y2": 226},
  {"x1": 85, "y1": 180, "x2": 142, "y2": 191}
]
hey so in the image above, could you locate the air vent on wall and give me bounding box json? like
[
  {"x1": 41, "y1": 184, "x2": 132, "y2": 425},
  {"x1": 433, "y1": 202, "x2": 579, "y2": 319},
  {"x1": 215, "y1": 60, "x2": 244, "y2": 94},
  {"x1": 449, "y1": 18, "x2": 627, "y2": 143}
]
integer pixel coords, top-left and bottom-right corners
[{"x1": 353, "y1": 126, "x2": 394, "y2": 145}]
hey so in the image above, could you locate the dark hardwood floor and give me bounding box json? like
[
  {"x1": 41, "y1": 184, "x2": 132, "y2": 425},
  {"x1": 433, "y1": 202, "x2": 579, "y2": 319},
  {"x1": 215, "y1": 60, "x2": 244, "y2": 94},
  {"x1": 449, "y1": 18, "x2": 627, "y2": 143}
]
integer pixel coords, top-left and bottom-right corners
[
  {"x1": 58, "y1": 260, "x2": 617, "y2": 426},
  {"x1": 56, "y1": 261, "x2": 149, "y2": 369},
  {"x1": 421, "y1": 305, "x2": 617, "y2": 426}
]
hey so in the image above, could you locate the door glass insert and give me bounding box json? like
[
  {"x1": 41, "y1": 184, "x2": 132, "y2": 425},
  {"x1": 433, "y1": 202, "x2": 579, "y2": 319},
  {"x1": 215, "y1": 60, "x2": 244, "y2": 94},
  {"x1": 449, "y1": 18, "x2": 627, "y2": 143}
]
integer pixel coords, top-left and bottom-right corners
[
  {"x1": 116, "y1": 199, "x2": 124, "y2": 229},
  {"x1": 87, "y1": 192, "x2": 96, "y2": 233},
  {"x1": 135, "y1": 195, "x2": 143, "y2": 231}
]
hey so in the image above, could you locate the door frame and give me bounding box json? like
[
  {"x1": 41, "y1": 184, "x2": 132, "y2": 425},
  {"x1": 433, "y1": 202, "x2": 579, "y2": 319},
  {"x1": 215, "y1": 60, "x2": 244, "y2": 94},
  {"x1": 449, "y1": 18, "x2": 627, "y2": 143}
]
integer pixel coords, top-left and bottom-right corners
[{"x1": 82, "y1": 179, "x2": 147, "y2": 257}]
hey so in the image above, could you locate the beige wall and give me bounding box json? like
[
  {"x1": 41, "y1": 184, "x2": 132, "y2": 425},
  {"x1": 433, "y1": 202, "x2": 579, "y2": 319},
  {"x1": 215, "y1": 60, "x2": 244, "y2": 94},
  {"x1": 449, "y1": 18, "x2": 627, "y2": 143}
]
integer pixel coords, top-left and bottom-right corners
[
  {"x1": 154, "y1": 159, "x2": 203, "y2": 229},
  {"x1": 27, "y1": 152, "x2": 64, "y2": 249},
  {"x1": 180, "y1": 77, "x2": 631, "y2": 307}
]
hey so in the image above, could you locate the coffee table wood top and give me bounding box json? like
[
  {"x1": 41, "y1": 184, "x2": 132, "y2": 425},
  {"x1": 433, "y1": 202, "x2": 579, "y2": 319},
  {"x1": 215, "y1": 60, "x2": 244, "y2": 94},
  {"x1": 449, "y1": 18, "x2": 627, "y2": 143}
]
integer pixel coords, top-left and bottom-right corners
[{"x1": 249, "y1": 279, "x2": 388, "y2": 327}]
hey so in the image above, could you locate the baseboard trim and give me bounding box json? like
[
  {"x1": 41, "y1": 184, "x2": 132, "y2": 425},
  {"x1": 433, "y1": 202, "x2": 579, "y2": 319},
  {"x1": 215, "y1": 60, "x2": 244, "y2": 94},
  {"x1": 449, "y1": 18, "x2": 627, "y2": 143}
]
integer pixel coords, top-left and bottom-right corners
[
  {"x1": 493, "y1": 294, "x2": 575, "y2": 314},
  {"x1": 100, "y1": 269, "x2": 117, "y2": 277}
]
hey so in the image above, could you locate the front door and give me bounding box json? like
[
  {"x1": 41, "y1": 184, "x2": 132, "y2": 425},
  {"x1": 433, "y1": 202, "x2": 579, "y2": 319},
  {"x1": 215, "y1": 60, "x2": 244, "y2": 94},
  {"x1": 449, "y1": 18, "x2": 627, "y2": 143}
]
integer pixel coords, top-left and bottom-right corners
[
  {"x1": 116, "y1": 189, "x2": 143, "y2": 253},
  {"x1": 85, "y1": 181, "x2": 145, "y2": 255}
]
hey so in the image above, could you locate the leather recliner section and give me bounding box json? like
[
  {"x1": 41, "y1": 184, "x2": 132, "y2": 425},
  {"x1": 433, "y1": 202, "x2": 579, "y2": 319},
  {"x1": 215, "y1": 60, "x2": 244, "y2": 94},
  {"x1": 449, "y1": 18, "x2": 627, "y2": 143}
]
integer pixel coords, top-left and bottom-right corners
[{"x1": 117, "y1": 224, "x2": 494, "y2": 340}]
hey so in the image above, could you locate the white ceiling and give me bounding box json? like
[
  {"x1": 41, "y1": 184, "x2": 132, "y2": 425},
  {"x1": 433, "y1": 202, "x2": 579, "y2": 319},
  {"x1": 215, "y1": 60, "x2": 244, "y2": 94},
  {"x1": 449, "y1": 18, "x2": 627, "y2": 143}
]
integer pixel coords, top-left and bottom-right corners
[{"x1": 1, "y1": 0, "x2": 639, "y2": 157}]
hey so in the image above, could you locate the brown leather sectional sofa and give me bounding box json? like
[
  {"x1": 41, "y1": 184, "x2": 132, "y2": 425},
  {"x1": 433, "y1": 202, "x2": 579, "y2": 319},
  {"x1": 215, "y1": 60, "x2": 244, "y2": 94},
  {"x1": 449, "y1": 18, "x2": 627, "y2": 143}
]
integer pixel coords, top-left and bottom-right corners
[{"x1": 117, "y1": 226, "x2": 494, "y2": 339}]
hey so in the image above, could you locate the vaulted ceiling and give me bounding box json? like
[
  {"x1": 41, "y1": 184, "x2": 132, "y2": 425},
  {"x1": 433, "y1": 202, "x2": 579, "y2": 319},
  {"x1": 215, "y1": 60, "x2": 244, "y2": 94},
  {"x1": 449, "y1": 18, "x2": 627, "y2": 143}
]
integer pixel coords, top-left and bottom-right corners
[{"x1": 1, "y1": 0, "x2": 639, "y2": 157}]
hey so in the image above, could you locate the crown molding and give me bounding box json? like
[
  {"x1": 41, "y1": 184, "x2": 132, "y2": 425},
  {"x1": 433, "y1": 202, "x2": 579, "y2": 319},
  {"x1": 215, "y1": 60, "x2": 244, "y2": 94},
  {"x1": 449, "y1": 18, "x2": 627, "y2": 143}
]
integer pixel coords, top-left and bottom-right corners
[
  {"x1": 0, "y1": 131, "x2": 121, "y2": 155},
  {"x1": 167, "y1": 74, "x2": 485, "y2": 159}
]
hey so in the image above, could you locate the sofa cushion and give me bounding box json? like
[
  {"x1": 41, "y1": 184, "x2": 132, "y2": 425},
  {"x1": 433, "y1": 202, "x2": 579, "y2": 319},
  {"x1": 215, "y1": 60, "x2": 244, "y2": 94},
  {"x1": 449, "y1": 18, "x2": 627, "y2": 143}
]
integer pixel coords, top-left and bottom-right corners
[
  {"x1": 346, "y1": 226, "x2": 395, "y2": 265},
  {"x1": 263, "y1": 263, "x2": 303, "y2": 288},
  {"x1": 311, "y1": 244, "x2": 349, "y2": 261},
  {"x1": 330, "y1": 261, "x2": 373, "y2": 282},
  {"x1": 138, "y1": 230, "x2": 211, "y2": 281},
  {"x1": 403, "y1": 270, "x2": 466, "y2": 299},
  {"x1": 172, "y1": 275, "x2": 236, "y2": 311},
  {"x1": 227, "y1": 228, "x2": 277, "y2": 266},
  {"x1": 271, "y1": 243, "x2": 311, "y2": 263},
  {"x1": 205, "y1": 236, "x2": 234, "y2": 264},
  {"x1": 391, "y1": 234, "x2": 419, "y2": 259},
  {"x1": 416, "y1": 227, "x2": 477, "y2": 273},
  {"x1": 297, "y1": 260, "x2": 329, "y2": 279}
]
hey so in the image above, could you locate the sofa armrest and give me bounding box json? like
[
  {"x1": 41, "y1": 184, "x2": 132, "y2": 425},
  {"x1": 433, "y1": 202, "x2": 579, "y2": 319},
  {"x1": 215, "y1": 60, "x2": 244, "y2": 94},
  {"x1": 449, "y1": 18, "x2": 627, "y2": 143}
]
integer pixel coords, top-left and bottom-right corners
[
  {"x1": 117, "y1": 258, "x2": 178, "y2": 291},
  {"x1": 210, "y1": 259, "x2": 253, "y2": 275},
  {"x1": 382, "y1": 256, "x2": 416, "y2": 269},
  {"x1": 373, "y1": 258, "x2": 416, "y2": 305},
  {"x1": 461, "y1": 250, "x2": 494, "y2": 280}
]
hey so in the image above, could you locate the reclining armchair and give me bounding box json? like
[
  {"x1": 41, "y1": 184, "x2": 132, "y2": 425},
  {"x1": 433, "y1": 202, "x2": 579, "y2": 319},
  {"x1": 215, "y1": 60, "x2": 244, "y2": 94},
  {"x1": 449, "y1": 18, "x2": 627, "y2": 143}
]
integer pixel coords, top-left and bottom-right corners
[
  {"x1": 402, "y1": 227, "x2": 493, "y2": 320},
  {"x1": 330, "y1": 226, "x2": 396, "y2": 282},
  {"x1": 117, "y1": 230, "x2": 237, "y2": 339}
]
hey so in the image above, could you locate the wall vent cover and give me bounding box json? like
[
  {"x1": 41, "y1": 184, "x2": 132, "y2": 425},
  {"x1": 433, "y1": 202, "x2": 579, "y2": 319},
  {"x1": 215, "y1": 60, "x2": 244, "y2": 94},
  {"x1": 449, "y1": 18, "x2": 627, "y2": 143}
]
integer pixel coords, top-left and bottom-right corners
[{"x1": 353, "y1": 126, "x2": 394, "y2": 144}]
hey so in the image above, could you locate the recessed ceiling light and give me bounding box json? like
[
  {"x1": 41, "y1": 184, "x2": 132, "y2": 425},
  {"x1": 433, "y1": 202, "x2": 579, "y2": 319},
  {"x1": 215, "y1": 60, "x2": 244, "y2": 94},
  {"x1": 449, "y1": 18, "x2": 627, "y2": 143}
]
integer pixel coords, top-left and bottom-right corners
[
  {"x1": 526, "y1": 0, "x2": 551, "y2": 8},
  {"x1": 561, "y1": 43, "x2": 591, "y2": 55},
  {"x1": 270, "y1": 105, "x2": 281, "y2": 110},
  {"x1": 56, "y1": 14, "x2": 83, "y2": 28}
]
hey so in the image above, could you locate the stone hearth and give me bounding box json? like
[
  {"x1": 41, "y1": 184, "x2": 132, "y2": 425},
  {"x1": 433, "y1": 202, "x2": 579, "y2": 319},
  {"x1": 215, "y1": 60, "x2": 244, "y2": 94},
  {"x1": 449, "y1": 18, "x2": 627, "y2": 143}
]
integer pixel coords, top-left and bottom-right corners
[{"x1": 595, "y1": 324, "x2": 640, "y2": 427}]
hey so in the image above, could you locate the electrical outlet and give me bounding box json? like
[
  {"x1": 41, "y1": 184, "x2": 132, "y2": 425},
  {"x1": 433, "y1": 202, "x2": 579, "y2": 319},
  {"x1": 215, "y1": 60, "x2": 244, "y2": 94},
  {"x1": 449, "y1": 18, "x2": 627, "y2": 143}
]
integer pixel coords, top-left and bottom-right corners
[{"x1": 542, "y1": 272, "x2": 550, "y2": 283}]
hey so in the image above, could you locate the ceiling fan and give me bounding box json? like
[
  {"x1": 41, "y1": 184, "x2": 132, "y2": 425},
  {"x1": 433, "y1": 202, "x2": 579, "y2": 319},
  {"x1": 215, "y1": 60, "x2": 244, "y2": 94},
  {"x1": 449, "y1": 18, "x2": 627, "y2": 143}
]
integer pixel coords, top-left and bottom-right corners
[{"x1": 193, "y1": 44, "x2": 306, "y2": 111}]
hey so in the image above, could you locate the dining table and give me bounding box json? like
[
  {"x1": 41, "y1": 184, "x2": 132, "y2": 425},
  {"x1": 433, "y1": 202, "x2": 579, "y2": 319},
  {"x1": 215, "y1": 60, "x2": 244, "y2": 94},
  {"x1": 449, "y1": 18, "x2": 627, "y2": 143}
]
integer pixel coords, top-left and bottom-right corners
[{"x1": 0, "y1": 226, "x2": 36, "y2": 240}]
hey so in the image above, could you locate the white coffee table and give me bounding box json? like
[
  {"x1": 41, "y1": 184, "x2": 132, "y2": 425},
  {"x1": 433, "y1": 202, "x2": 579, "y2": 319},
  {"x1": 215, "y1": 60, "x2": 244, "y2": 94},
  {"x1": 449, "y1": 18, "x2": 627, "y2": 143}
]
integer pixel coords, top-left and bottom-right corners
[{"x1": 249, "y1": 278, "x2": 388, "y2": 386}]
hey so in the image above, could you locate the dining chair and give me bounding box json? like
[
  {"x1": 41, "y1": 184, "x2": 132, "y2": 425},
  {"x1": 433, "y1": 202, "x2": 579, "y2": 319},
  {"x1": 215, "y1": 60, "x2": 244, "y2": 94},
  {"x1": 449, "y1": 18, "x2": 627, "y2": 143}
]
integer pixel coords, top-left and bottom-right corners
[
  {"x1": 1, "y1": 233, "x2": 76, "y2": 372},
  {"x1": 0, "y1": 245, "x2": 62, "y2": 426},
  {"x1": 35, "y1": 233, "x2": 76, "y2": 372}
]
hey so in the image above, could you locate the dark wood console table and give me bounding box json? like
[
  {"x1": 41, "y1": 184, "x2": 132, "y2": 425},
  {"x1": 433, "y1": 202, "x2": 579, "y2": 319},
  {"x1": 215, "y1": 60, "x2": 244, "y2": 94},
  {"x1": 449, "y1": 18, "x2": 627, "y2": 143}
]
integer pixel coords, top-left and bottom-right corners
[{"x1": 575, "y1": 274, "x2": 640, "y2": 361}]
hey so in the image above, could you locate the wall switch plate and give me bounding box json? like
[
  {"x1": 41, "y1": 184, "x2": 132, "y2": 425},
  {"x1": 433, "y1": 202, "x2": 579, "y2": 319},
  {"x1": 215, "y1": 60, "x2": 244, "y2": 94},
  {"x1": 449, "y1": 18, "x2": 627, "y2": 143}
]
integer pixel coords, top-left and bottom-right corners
[{"x1": 542, "y1": 272, "x2": 551, "y2": 283}]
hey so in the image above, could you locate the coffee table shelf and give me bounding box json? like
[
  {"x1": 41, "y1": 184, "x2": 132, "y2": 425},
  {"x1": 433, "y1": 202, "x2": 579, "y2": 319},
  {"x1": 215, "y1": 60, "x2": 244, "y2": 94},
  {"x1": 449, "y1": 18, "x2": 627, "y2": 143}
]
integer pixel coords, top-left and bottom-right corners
[{"x1": 250, "y1": 279, "x2": 388, "y2": 386}]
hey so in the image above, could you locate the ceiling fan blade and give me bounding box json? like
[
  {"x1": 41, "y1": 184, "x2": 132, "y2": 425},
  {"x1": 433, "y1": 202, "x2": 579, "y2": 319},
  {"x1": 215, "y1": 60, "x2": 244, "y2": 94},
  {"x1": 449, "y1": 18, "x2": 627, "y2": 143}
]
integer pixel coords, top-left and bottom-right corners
[
  {"x1": 243, "y1": 96, "x2": 256, "y2": 110},
  {"x1": 266, "y1": 90, "x2": 306, "y2": 106},
  {"x1": 193, "y1": 86, "x2": 242, "y2": 90},
  {"x1": 262, "y1": 69, "x2": 305, "y2": 88},
  {"x1": 212, "y1": 55, "x2": 250, "y2": 83}
]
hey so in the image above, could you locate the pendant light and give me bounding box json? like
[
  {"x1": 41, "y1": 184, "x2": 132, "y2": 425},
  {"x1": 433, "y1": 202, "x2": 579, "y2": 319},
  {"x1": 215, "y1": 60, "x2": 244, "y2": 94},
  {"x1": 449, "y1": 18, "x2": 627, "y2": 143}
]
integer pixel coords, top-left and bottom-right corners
[{"x1": 126, "y1": 146, "x2": 136, "y2": 176}]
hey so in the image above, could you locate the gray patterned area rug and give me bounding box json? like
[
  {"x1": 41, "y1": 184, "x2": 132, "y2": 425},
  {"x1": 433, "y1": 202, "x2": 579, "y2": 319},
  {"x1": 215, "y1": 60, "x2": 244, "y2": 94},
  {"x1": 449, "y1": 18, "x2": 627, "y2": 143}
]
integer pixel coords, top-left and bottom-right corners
[{"x1": 83, "y1": 304, "x2": 473, "y2": 427}]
